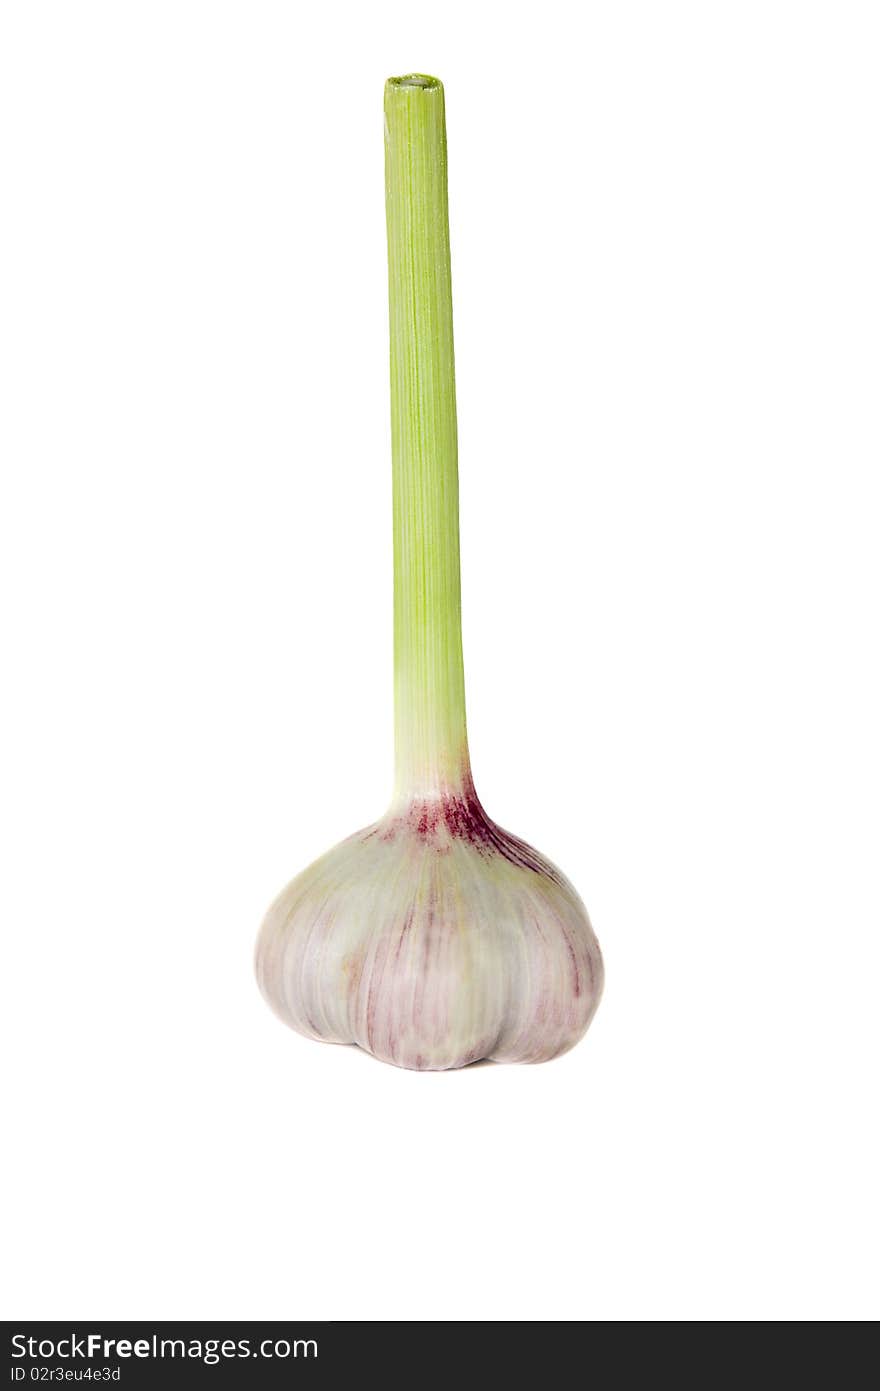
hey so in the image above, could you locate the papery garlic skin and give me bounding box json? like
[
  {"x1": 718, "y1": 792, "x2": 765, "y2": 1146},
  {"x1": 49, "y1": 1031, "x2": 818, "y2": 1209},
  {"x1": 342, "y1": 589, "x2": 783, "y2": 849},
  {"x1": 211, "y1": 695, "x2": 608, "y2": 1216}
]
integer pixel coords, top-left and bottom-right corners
[{"x1": 256, "y1": 783, "x2": 603, "y2": 1071}]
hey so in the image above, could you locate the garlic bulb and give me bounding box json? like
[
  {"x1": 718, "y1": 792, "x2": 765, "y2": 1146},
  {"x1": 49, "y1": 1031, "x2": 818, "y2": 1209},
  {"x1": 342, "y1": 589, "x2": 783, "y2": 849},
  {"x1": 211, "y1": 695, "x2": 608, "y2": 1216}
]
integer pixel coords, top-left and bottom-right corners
[
  {"x1": 257, "y1": 778, "x2": 602, "y2": 1070},
  {"x1": 256, "y1": 74, "x2": 603, "y2": 1070}
]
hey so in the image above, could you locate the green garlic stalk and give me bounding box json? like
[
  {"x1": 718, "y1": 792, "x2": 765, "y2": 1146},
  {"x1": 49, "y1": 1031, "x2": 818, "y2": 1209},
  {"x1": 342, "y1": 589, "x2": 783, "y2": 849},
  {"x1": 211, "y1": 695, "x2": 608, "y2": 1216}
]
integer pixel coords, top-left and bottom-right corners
[{"x1": 255, "y1": 74, "x2": 604, "y2": 1070}]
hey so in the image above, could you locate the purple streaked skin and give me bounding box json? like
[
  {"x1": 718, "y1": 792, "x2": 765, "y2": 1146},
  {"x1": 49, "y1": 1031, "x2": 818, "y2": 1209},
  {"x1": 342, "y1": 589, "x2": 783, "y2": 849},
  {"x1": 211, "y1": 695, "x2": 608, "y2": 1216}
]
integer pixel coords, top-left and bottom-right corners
[
  {"x1": 256, "y1": 771, "x2": 604, "y2": 1070},
  {"x1": 372, "y1": 772, "x2": 568, "y2": 888}
]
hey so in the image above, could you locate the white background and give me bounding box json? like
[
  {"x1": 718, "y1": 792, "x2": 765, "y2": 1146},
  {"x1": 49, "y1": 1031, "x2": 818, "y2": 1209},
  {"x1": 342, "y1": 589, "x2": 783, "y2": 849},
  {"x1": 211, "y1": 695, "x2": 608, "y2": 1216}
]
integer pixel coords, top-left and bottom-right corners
[{"x1": 1, "y1": 2, "x2": 878, "y2": 1322}]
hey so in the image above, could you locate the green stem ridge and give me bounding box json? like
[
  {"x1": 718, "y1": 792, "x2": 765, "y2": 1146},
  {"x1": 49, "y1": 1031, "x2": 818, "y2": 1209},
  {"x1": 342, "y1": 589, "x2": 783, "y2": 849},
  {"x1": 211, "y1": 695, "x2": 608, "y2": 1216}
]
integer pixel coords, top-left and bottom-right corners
[{"x1": 385, "y1": 75, "x2": 470, "y2": 802}]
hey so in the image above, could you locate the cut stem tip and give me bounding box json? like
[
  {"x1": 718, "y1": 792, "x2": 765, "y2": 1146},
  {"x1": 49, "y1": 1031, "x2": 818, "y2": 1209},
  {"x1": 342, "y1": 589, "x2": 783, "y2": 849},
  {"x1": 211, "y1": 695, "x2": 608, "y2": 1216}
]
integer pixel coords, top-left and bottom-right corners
[{"x1": 386, "y1": 73, "x2": 443, "y2": 92}]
